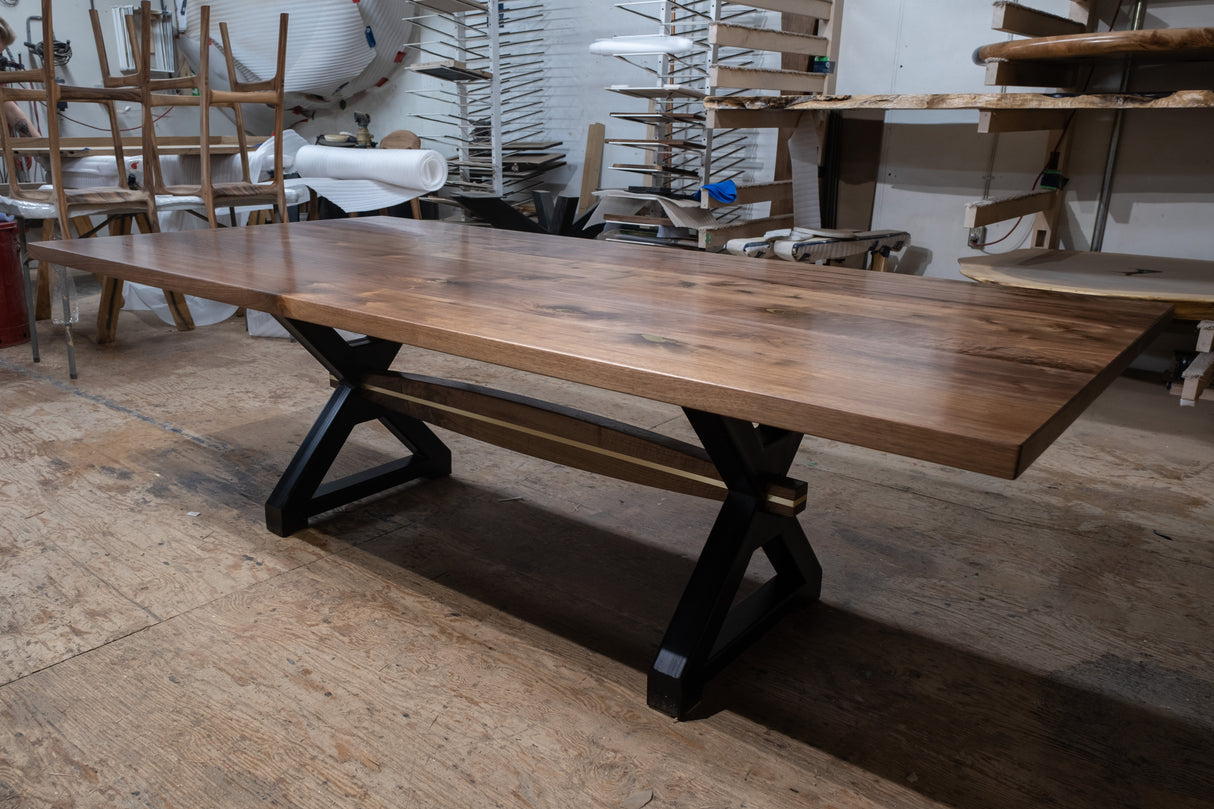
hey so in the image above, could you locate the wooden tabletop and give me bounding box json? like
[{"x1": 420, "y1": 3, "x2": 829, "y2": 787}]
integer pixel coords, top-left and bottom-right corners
[
  {"x1": 30, "y1": 217, "x2": 1172, "y2": 479},
  {"x1": 959, "y1": 248, "x2": 1214, "y2": 321},
  {"x1": 973, "y1": 27, "x2": 1214, "y2": 64}
]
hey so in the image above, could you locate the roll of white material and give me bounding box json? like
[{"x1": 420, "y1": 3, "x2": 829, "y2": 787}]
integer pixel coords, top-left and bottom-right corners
[
  {"x1": 295, "y1": 145, "x2": 446, "y2": 189},
  {"x1": 589, "y1": 36, "x2": 695, "y2": 56},
  {"x1": 294, "y1": 145, "x2": 448, "y2": 213}
]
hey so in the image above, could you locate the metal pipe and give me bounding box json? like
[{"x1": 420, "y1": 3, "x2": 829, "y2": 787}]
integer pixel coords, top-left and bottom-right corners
[{"x1": 1091, "y1": 0, "x2": 1147, "y2": 251}]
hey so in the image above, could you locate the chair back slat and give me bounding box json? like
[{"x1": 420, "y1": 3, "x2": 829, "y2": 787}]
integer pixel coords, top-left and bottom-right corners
[
  {"x1": 139, "y1": 4, "x2": 288, "y2": 227},
  {"x1": 0, "y1": 0, "x2": 158, "y2": 240}
]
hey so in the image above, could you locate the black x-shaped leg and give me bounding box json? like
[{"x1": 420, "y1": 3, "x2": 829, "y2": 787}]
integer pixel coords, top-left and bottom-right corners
[
  {"x1": 648, "y1": 409, "x2": 822, "y2": 718},
  {"x1": 264, "y1": 318, "x2": 452, "y2": 537}
]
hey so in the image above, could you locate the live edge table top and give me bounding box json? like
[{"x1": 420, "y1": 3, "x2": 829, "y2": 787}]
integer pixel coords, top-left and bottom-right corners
[{"x1": 32, "y1": 217, "x2": 1172, "y2": 480}]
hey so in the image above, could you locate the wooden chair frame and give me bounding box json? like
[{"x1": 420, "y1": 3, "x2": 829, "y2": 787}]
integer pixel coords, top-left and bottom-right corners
[
  {"x1": 0, "y1": 0, "x2": 159, "y2": 238},
  {"x1": 138, "y1": 5, "x2": 288, "y2": 229},
  {"x1": 80, "y1": 0, "x2": 198, "y2": 345},
  {"x1": 2, "y1": 0, "x2": 192, "y2": 375}
]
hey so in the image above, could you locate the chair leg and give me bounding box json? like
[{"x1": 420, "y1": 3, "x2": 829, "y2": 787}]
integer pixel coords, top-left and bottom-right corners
[
  {"x1": 96, "y1": 276, "x2": 124, "y2": 344},
  {"x1": 59, "y1": 219, "x2": 88, "y2": 378},
  {"x1": 162, "y1": 291, "x2": 195, "y2": 331},
  {"x1": 16, "y1": 218, "x2": 40, "y2": 363},
  {"x1": 95, "y1": 216, "x2": 130, "y2": 344},
  {"x1": 59, "y1": 267, "x2": 77, "y2": 380},
  {"x1": 34, "y1": 265, "x2": 51, "y2": 320},
  {"x1": 34, "y1": 219, "x2": 52, "y2": 320},
  {"x1": 130, "y1": 213, "x2": 195, "y2": 333}
]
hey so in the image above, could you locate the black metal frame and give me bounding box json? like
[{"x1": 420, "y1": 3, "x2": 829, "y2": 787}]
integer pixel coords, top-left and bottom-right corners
[
  {"x1": 648, "y1": 410, "x2": 822, "y2": 716},
  {"x1": 264, "y1": 318, "x2": 451, "y2": 536},
  {"x1": 265, "y1": 318, "x2": 821, "y2": 718}
]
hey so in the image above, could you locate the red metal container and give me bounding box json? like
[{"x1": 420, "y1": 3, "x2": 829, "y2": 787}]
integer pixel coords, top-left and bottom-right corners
[{"x1": 0, "y1": 219, "x2": 30, "y2": 347}]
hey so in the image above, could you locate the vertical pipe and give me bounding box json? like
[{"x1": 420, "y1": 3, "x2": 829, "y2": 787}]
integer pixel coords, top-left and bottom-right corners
[
  {"x1": 488, "y1": 0, "x2": 503, "y2": 197},
  {"x1": 701, "y1": 0, "x2": 721, "y2": 190},
  {"x1": 657, "y1": 0, "x2": 674, "y2": 189},
  {"x1": 1090, "y1": 0, "x2": 1147, "y2": 252}
]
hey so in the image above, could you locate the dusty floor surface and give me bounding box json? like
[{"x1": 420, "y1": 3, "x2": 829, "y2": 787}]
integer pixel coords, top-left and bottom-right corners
[{"x1": 1, "y1": 284, "x2": 1212, "y2": 809}]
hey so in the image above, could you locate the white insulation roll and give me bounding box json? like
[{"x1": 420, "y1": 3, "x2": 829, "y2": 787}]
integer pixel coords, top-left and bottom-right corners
[
  {"x1": 293, "y1": 145, "x2": 448, "y2": 213},
  {"x1": 589, "y1": 36, "x2": 695, "y2": 56}
]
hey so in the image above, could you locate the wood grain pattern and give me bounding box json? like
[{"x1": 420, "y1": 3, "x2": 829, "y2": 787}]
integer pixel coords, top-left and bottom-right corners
[
  {"x1": 959, "y1": 248, "x2": 1214, "y2": 321},
  {"x1": 974, "y1": 27, "x2": 1214, "y2": 64},
  {"x1": 706, "y1": 89, "x2": 1214, "y2": 112},
  {"x1": 30, "y1": 217, "x2": 1172, "y2": 479}
]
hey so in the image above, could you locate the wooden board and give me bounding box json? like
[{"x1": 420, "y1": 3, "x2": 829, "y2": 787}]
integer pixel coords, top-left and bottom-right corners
[
  {"x1": 699, "y1": 180, "x2": 793, "y2": 209},
  {"x1": 993, "y1": 1, "x2": 1087, "y2": 38},
  {"x1": 501, "y1": 153, "x2": 564, "y2": 169},
  {"x1": 503, "y1": 140, "x2": 563, "y2": 151},
  {"x1": 13, "y1": 134, "x2": 252, "y2": 157},
  {"x1": 611, "y1": 163, "x2": 701, "y2": 177},
  {"x1": 1198, "y1": 320, "x2": 1214, "y2": 353},
  {"x1": 578, "y1": 122, "x2": 605, "y2": 216},
  {"x1": 710, "y1": 65, "x2": 828, "y2": 93},
  {"x1": 974, "y1": 27, "x2": 1214, "y2": 64},
  {"x1": 605, "y1": 139, "x2": 705, "y2": 150},
  {"x1": 406, "y1": 60, "x2": 492, "y2": 82},
  {"x1": 608, "y1": 84, "x2": 706, "y2": 100},
  {"x1": 31, "y1": 217, "x2": 1172, "y2": 480},
  {"x1": 965, "y1": 190, "x2": 1060, "y2": 228},
  {"x1": 1180, "y1": 350, "x2": 1214, "y2": 404},
  {"x1": 959, "y1": 248, "x2": 1214, "y2": 321},
  {"x1": 706, "y1": 89, "x2": 1214, "y2": 112},
  {"x1": 977, "y1": 109, "x2": 1073, "y2": 133},
  {"x1": 610, "y1": 112, "x2": 705, "y2": 125},
  {"x1": 709, "y1": 23, "x2": 829, "y2": 57},
  {"x1": 738, "y1": 0, "x2": 832, "y2": 20}
]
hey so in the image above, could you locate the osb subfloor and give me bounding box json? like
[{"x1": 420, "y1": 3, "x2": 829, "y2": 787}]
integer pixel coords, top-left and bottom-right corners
[{"x1": 1, "y1": 291, "x2": 1212, "y2": 809}]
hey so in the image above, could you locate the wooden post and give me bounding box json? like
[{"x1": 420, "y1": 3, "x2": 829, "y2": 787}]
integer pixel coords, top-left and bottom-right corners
[
  {"x1": 1030, "y1": 124, "x2": 1075, "y2": 249},
  {"x1": 34, "y1": 219, "x2": 53, "y2": 321},
  {"x1": 771, "y1": 11, "x2": 817, "y2": 217},
  {"x1": 578, "y1": 122, "x2": 605, "y2": 216}
]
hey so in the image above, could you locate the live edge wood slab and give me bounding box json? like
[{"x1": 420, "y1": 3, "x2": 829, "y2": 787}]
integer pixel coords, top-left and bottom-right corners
[{"x1": 31, "y1": 217, "x2": 1172, "y2": 718}]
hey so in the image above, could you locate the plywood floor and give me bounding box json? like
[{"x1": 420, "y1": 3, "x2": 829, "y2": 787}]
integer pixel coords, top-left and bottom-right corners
[{"x1": 2, "y1": 281, "x2": 1212, "y2": 809}]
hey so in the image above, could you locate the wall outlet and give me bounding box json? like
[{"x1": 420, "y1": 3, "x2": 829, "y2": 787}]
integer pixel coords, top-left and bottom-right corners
[{"x1": 967, "y1": 226, "x2": 986, "y2": 248}]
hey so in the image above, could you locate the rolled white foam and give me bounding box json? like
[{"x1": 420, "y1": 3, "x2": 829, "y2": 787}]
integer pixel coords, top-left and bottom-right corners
[{"x1": 294, "y1": 145, "x2": 447, "y2": 191}]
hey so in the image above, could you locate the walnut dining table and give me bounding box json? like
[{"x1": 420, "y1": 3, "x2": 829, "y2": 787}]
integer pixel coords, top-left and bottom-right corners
[{"x1": 31, "y1": 217, "x2": 1172, "y2": 718}]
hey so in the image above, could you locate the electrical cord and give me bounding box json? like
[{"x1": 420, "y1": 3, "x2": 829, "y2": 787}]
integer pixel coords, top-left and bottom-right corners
[
  {"x1": 24, "y1": 38, "x2": 71, "y2": 67},
  {"x1": 38, "y1": 102, "x2": 175, "y2": 132}
]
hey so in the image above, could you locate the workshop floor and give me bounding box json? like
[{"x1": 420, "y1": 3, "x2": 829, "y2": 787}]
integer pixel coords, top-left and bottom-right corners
[{"x1": 1, "y1": 281, "x2": 1212, "y2": 809}]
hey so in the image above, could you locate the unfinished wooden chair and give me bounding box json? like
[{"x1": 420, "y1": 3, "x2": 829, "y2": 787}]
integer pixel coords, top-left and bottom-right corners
[
  {"x1": 0, "y1": 0, "x2": 191, "y2": 376},
  {"x1": 82, "y1": 0, "x2": 200, "y2": 344},
  {"x1": 139, "y1": 5, "x2": 289, "y2": 229}
]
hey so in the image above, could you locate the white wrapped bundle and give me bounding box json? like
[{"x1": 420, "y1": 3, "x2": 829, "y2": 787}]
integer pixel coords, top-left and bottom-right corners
[{"x1": 293, "y1": 145, "x2": 448, "y2": 213}]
